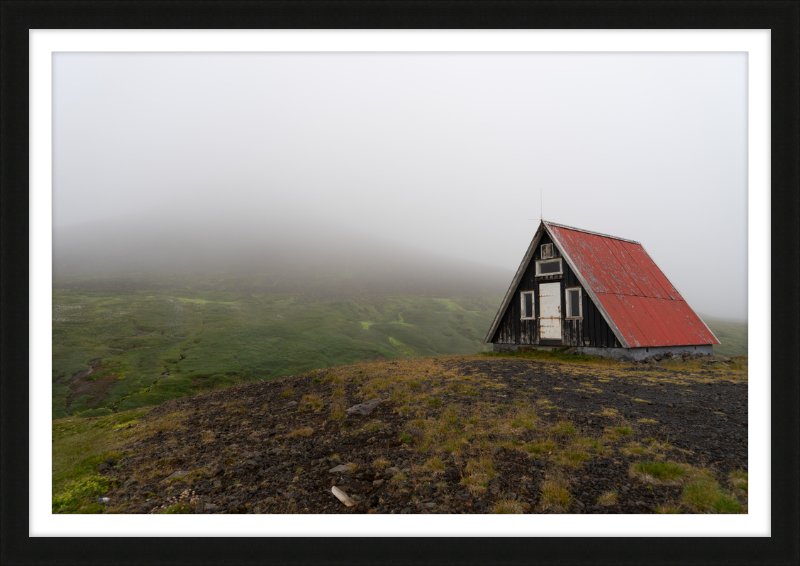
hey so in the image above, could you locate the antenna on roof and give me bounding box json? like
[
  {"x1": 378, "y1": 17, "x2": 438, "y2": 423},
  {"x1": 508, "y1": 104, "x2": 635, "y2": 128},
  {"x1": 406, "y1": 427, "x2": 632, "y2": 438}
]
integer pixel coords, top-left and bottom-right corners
[{"x1": 527, "y1": 186, "x2": 544, "y2": 225}]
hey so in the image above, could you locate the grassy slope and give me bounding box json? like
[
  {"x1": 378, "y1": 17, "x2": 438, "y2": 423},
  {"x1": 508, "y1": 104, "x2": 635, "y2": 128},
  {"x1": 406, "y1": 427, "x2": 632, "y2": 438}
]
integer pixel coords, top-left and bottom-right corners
[
  {"x1": 53, "y1": 290, "x2": 500, "y2": 419},
  {"x1": 701, "y1": 317, "x2": 748, "y2": 358}
]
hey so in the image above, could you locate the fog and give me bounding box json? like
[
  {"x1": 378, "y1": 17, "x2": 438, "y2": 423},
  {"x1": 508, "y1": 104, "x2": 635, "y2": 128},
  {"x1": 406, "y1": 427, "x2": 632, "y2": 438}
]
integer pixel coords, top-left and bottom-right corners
[{"x1": 53, "y1": 52, "x2": 747, "y2": 318}]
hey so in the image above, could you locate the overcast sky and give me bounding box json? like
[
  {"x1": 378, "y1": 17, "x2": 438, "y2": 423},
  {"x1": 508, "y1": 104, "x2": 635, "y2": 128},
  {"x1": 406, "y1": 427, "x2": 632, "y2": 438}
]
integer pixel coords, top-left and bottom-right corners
[{"x1": 53, "y1": 52, "x2": 747, "y2": 319}]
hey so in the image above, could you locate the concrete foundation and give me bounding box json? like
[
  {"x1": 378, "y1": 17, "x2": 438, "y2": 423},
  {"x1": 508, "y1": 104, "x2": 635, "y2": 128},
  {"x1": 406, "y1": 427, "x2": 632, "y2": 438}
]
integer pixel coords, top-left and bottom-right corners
[{"x1": 492, "y1": 343, "x2": 713, "y2": 361}]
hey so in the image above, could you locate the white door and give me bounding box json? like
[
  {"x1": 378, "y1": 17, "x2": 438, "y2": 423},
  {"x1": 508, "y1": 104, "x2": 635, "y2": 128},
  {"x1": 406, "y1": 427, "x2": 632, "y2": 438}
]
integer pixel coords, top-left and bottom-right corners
[{"x1": 539, "y1": 282, "x2": 562, "y2": 341}]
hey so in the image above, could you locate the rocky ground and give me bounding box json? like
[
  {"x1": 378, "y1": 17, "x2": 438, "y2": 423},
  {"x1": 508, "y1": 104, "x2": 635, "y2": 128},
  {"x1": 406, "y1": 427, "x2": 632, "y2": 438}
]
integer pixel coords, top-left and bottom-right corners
[{"x1": 97, "y1": 353, "x2": 748, "y2": 514}]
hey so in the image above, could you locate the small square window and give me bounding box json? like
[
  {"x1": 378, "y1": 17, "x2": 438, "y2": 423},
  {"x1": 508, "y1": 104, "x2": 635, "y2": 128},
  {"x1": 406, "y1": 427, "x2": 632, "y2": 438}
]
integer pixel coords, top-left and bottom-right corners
[
  {"x1": 566, "y1": 287, "x2": 582, "y2": 319},
  {"x1": 535, "y1": 258, "x2": 562, "y2": 276},
  {"x1": 520, "y1": 291, "x2": 535, "y2": 320},
  {"x1": 540, "y1": 243, "x2": 553, "y2": 259}
]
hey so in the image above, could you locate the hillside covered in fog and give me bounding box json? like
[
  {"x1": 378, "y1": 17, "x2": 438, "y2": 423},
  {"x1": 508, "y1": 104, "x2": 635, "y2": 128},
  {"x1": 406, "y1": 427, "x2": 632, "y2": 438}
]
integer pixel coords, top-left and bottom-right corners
[{"x1": 53, "y1": 207, "x2": 513, "y2": 299}]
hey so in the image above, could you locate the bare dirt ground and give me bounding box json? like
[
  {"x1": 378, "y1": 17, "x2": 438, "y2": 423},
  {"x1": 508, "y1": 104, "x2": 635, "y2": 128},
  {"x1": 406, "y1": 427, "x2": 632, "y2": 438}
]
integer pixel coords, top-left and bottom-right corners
[{"x1": 99, "y1": 354, "x2": 747, "y2": 514}]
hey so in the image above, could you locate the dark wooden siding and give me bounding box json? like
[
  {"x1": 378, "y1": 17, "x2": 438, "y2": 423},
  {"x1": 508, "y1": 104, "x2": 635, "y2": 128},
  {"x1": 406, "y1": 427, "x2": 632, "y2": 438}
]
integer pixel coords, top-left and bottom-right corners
[{"x1": 491, "y1": 232, "x2": 620, "y2": 348}]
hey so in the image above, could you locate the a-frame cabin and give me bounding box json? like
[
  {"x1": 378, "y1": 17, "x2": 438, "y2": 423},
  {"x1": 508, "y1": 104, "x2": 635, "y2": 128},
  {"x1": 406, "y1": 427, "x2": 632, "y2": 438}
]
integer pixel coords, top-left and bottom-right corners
[{"x1": 484, "y1": 221, "x2": 719, "y2": 361}]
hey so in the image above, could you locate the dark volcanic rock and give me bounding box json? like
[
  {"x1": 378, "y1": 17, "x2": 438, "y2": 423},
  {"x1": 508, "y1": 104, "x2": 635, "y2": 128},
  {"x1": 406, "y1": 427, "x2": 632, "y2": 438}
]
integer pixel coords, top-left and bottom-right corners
[{"x1": 100, "y1": 356, "x2": 747, "y2": 515}]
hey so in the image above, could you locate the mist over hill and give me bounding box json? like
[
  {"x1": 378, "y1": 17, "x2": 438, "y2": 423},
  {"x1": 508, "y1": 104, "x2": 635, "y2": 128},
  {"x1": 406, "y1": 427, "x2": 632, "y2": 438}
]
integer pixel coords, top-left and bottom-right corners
[{"x1": 53, "y1": 207, "x2": 513, "y2": 299}]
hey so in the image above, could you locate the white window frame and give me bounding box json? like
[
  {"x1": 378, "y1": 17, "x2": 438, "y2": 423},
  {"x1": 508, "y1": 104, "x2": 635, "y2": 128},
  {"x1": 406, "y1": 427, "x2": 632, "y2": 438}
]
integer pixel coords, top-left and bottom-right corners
[
  {"x1": 535, "y1": 258, "x2": 562, "y2": 277},
  {"x1": 520, "y1": 291, "x2": 536, "y2": 320},
  {"x1": 565, "y1": 287, "x2": 583, "y2": 319}
]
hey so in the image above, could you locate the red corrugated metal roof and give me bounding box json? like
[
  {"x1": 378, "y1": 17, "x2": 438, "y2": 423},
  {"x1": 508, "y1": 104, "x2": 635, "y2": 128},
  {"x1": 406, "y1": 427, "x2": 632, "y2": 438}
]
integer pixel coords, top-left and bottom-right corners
[{"x1": 548, "y1": 223, "x2": 718, "y2": 347}]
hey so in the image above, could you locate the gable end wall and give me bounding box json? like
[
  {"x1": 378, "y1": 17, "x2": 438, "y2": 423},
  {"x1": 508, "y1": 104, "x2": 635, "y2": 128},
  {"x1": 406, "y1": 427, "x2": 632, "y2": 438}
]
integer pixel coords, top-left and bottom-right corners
[{"x1": 490, "y1": 232, "x2": 620, "y2": 348}]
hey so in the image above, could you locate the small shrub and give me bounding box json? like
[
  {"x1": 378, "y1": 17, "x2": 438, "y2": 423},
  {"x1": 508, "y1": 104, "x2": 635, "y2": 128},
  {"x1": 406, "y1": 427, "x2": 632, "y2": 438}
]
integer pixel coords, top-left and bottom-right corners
[{"x1": 493, "y1": 499, "x2": 525, "y2": 514}]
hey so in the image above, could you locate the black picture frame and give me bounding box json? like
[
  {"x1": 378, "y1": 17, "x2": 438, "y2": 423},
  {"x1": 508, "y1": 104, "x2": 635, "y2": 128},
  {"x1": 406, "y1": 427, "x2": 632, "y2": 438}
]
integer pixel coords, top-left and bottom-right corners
[{"x1": 2, "y1": 1, "x2": 798, "y2": 565}]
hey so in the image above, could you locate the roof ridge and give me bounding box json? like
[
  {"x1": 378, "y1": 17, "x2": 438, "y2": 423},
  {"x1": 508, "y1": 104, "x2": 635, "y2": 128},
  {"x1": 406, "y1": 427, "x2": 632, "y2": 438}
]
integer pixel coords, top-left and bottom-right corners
[{"x1": 544, "y1": 220, "x2": 641, "y2": 245}]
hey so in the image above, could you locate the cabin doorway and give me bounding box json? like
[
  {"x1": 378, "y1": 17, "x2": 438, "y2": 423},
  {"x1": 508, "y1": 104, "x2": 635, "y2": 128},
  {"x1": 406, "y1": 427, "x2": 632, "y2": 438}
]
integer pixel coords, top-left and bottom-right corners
[{"x1": 538, "y1": 282, "x2": 562, "y2": 342}]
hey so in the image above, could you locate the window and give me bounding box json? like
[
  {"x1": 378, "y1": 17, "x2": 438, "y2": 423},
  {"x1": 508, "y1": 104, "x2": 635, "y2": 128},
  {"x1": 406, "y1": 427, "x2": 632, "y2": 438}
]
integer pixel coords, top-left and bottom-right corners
[
  {"x1": 540, "y1": 243, "x2": 554, "y2": 259},
  {"x1": 566, "y1": 287, "x2": 582, "y2": 318},
  {"x1": 535, "y1": 258, "x2": 562, "y2": 276},
  {"x1": 520, "y1": 291, "x2": 535, "y2": 320}
]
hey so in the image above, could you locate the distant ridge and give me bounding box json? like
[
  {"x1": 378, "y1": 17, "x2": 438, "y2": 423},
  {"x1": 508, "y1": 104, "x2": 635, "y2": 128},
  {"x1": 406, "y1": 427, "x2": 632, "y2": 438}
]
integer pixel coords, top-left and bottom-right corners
[{"x1": 53, "y1": 209, "x2": 512, "y2": 299}]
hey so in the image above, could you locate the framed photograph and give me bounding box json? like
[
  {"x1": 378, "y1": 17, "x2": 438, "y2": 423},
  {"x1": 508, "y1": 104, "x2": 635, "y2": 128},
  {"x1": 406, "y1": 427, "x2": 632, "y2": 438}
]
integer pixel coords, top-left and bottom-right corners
[{"x1": 2, "y1": 2, "x2": 797, "y2": 565}]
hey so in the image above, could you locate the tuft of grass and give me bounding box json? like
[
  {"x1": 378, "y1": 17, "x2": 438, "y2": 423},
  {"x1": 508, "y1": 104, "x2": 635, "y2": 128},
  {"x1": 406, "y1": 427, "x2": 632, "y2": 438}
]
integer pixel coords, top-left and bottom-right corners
[
  {"x1": 423, "y1": 456, "x2": 446, "y2": 474},
  {"x1": 391, "y1": 471, "x2": 408, "y2": 484},
  {"x1": 573, "y1": 437, "x2": 606, "y2": 455},
  {"x1": 460, "y1": 458, "x2": 496, "y2": 496},
  {"x1": 620, "y1": 442, "x2": 649, "y2": 456},
  {"x1": 279, "y1": 389, "x2": 294, "y2": 399},
  {"x1": 613, "y1": 426, "x2": 633, "y2": 436},
  {"x1": 288, "y1": 427, "x2": 314, "y2": 438},
  {"x1": 638, "y1": 418, "x2": 658, "y2": 425},
  {"x1": 553, "y1": 446, "x2": 591, "y2": 469},
  {"x1": 330, "y1": 403, "x2": 346, "y2": 420},
  {"x1": 682, "y1": 475, "x2": 745, "y2": 514},
  {"x1": 372, "y1": 457, "x2": 390, "y2": 469},
  {"x1": 596, "y1": 491, "x2": 618, "y2": 506},
  {"x1": 523, "y1": 438, "x2": 557, "y2": 457},
  {"x1": 492, "y1": 499, "x2": 525, "y2": 514},
  {"x1": 539, "y1": 474, "x2": 573, "y2": 512},
  {"x1": 300, "y1": 393, "x2": 324, "y2": 412},
  {"x1": 654, "y1": 504, "x2": 681, "y2": 514},
  {"x1": 630, "y1": 460, "x2": 686, "y2": 485},
  {"x1": 728, "y1": 470, "x2": 748, "y2": 496},
  {"x1": 551, "y1": 421, "x2": 577, "y2": 436},
  {"x1": 600, "y1": 407, "x2": 620, "y2": 418}
]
